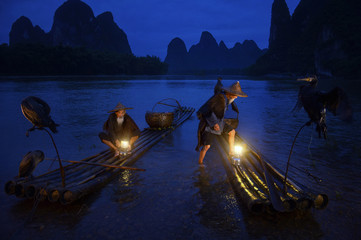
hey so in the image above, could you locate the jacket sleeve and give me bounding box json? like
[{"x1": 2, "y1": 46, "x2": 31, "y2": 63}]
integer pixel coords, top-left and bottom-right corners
[
  {"x1": 205, "y1": 111, "x2": 220, "y2": 128},
  {"x1": 126, "y1": 115, "x2": 141, "y2": 137},
  {"x1": 104, "y1": 114, "x2": 117, "y2": 141}
]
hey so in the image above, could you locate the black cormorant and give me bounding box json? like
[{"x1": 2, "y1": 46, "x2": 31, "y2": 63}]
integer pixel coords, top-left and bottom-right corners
[
  {"x1": 293, "y1": 76, "x2": 352, "y2": 139},
  {"x1": 18, "y1": 150, "x2": 45, "y2": 178},
  {"x1": 21, "y1": 96, "x2": 59, "y2": 134}
]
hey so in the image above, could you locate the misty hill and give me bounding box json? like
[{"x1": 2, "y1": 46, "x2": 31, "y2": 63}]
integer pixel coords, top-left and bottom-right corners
[
  {"x1": 9, "y1": 0, "x2": 131, "y2": 55},
  {"x1": 1, "y1": 0, "x2": 167, "y2": 76},
  {"x1": 165, "y1": 31, "x2": 266, "y2": 74},
  {"x1": 246, "y1": 0, "x2": 361, "y2": 78}
]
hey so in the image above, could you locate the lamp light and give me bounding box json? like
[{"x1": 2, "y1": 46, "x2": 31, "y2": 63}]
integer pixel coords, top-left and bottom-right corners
[
  {"x1": 232, "y1": 144, "x2": 245, "y2": 166},
  {"x1": 234, "y1": 145, "x2": 244, "y2": 157},
  {"x1": 120, "y1": 140, "x2": 129, "y2": 150},
  {"x1": 119, "y1": 140, "x2": 130, "y2": 155}
]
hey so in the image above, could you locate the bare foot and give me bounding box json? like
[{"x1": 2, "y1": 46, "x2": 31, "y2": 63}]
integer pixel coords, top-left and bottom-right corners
[{"x1": 114, "y1": 150, "x2": 120, "y2": 157}]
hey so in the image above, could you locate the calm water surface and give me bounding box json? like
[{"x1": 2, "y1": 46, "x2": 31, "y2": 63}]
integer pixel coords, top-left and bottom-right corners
[{"x1": 0, "y1": 76, "x2": 360, "y2": 240}]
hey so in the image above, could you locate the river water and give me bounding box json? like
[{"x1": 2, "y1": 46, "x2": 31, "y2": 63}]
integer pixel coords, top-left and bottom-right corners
[{"x1": 0, "y1": 76, "x2": 360, "y2": 240}]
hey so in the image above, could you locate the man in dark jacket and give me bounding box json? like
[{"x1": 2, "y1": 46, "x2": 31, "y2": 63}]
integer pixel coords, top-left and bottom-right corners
[
  {"x1": 196, "y1": 81, "x2": 247, "y2": 164},
  {"x1": 99, "y1": 102, "x2": 140, "y2": 156}
]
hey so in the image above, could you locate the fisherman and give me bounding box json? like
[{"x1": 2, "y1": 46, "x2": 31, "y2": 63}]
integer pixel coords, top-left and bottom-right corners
[
  {"x1": 99, "y1": 102, "x2": 141, "y2": 157},
  {"x1": 196, "y1": 81, "x2": 248, "y2": 165}
]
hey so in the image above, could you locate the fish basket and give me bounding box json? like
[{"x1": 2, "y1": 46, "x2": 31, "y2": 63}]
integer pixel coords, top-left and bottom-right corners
[
  {"x1": 224, "y1": 118, "x2": 239, "y2": 129},
  {"x1": 145, "y1": 98, "x2": 181, "y2": 128}
]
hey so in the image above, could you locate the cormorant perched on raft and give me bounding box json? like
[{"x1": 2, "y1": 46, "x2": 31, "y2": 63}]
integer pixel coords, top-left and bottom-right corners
[
  {"x1": 18, "y1": 150, "x2": 45, "y2": 178},
  {"x1": 293, "y1": 76, "x2": 353, "y2": 139},
  {"x1": 21, "y1": 96, "x2": 59, "y2": 135}
]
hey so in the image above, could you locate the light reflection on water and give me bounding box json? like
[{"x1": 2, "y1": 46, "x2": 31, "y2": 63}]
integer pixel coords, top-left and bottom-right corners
[{"x1": 0, "y1": 76, "x2": 360, "y2": 239}]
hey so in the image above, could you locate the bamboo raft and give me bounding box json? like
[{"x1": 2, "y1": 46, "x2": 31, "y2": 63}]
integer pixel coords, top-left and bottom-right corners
[
  {"x1": 5, "y1": 106, "x2": 194, "y2": 205},
  {"x1": 216, "y1": 132, "x2": 328, "y2": 214}
]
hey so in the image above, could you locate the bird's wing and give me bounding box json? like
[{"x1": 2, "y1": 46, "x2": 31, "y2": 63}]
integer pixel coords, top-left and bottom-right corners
[
  {"x1": 31, "y1": 96, "x2": 51, "y2": 115},
  {"x1": 21, "y1": 99, "x2": 39, "y2": 124},
  {"x1": 320, "y1": 87, "x2": 353, "y2": 122},
  {"x1": 292, "y1": 86, "x2": 304, "y2": 112},
  {"x1": 19, "y1": 152, "x2": 35, "y2": 177}
]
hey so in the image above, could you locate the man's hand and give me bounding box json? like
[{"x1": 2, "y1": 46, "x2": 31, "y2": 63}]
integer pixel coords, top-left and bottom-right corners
[
  {"x1": 213, "y1": 123, "x2": 220, "y2": 131},
  {"x1": 115, "y1": 139, "x2": 121, "y2": 148}
]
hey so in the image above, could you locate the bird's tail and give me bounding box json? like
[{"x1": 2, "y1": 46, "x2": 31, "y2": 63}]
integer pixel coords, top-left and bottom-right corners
[{"x1": 49, "y1": 118, "x2": 59, "y2": 133}]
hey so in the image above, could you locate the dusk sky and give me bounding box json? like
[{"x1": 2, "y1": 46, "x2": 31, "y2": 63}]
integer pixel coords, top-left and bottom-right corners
[{"x1": 0, "y1": 0, "x2": 300, "y2": 60}]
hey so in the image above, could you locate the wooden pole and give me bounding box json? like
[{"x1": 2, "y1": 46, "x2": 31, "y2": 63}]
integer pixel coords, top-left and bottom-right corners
[
  {"x1": 45, "y1": 158, "x2": 145, "y2": 171},
  {"x1": 283, "y1": 123, "x2": 307, "y2": 193}
]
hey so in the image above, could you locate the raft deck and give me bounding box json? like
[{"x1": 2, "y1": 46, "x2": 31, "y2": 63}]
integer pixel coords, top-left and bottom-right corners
[
  {"x1": 5, "y1": 106, "x2": 194, "y2": 204},
  {"x1": 216, "y1": 133, "x2": 328, "y2": 214}
]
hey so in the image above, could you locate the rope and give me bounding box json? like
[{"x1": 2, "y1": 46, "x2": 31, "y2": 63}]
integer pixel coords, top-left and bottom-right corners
[
  {"x1": 26, "y1": 184, "x2": 47, "y2": 222},
  {"x1": 288, "y1": 162, "x2": 323, "y2": 183},
  {"x1": 308, "y1": 125, "x2": 313, "y2": 158}
]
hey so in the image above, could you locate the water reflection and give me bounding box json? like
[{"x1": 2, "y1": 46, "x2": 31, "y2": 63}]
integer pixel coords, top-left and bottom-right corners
[
  {"x1": 242, "y1": 210, "x2": 323, "y2": 239},
  {"x1": 6, "y1": 191, "x2": 100, "y2": 239},
  {"x1": 193, "y1": 154, "x2": 246, "y2": 238},
  {"x1": 110, "y1": 170, "x2": 142, "y2": 211},
  {"x1": 1, "y1": 77, "x2": 361, "y2": 239}
]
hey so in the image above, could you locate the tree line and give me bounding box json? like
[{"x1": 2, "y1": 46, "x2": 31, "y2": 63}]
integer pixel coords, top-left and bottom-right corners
[{"x1": 0, "y1": 43, "x2": 168, "y2": 76}]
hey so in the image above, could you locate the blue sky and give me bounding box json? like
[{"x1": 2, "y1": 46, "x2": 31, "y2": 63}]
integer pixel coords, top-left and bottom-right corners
[{"x1": 0, "y1": 0, "x2": 300, "y2": 60}]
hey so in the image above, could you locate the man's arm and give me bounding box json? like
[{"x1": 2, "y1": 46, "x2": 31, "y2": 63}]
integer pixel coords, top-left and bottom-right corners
[{"x1": 205, "y1": 112, "x2": 220, "y2": 130}]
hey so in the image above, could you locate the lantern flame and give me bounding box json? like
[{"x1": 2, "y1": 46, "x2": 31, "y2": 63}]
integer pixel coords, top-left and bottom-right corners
[
  {"x1": 234, "y1": 145, "x2": 244, "y2": 157},
  {"x1": 120, "y1": 140, "x2": 129, "y2": 151}
]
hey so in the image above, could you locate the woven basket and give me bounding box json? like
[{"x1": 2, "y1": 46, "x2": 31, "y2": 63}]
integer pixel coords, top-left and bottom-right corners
[
  {"x1": 145, "y1": 98, "x2": 181, "y2": 128},
  {"x1": 224, "y1": 118, "x2": 239, "y2": 129}
]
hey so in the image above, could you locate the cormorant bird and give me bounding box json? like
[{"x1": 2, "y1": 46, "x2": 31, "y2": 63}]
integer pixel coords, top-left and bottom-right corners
[
  {"x1": 293, "y1": 76, "x2": 353, "y2": 139},
  {"x1": 21, "y1": 96, "x2": 59, "y2": 134},
  {"x1": 18, "y1": 150, "x2": 45, "y2": 178}
]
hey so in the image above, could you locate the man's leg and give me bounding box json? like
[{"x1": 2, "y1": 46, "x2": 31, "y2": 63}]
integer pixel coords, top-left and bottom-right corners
[
  {"x1": 99, "y1": 132, "x2": 119, "y2": 156},
  {"x1": 199, "y1": 145, "x2": 210, "y2": 164},
  {"x1": 101, "y1": 139, "x2": 118, "y2": 152},
  {"x1": 228, "y1": 129, "x2": 235, "y2": 155}
]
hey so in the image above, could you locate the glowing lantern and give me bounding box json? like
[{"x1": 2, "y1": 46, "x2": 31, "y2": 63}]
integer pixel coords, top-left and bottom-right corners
[
  {"x1": 119, "y1": 140, "x2": 130, "y2": 155},
  {"x1": 234, "y1": 145, "x2": 244, "y2": 157},
  {"x1": 120, "y1": 140, "x2": 129, "y2": 150},
  {"x1": 232, "y1": 144, "x2": 245, "y2": 166}
]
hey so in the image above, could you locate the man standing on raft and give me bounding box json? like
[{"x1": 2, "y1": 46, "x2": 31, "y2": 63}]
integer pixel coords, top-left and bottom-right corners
[{"x1": 196, "y1": 81, "x2": 248, "y2": 165}]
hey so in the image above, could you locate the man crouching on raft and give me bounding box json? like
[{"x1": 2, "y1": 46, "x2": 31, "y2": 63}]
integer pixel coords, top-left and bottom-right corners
[
  {"x1": 196, "y1": 81, "x2": 248, "y2": 165},
  {"x1": 99, "y1": 102, "x2": 140, "y2": 157}
]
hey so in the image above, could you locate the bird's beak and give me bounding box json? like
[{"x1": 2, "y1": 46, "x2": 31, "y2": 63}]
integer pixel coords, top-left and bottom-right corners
[{"x1": 297, "y1": 77, "x2": 313, "y2": 82}]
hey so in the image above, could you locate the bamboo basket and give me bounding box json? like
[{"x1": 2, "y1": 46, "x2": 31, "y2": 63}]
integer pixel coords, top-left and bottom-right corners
[
  {"x1": 224, "y1": 118, "x2": 239, "y2": 129},
  {"x1": 145, "y1": 98, "x2": 181, "y2": 128}
]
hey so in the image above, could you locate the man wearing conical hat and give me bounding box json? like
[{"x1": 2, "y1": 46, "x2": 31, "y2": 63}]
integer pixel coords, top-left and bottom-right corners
[
  {"x1": 99, "y1": 102, "x2": 140, "y2": 157},
  {"x1": 196, "y1": 81, "x2": 247, "y2": 164}
]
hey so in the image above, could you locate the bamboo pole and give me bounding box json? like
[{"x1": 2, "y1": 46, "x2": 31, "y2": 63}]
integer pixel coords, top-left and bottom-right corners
[
  {"x1": 45, "y1": 159, "x2": 146, "y2": 171},
  {"x1": 59, "y1": 108, "x2": 194, "y2": 204},
  {"x1": 245, "y1": 153, "x2": 303, "y2": 210},
  {"x1": 59, "y1": 127, "x2": 173, "y2": 204},
  {"x1": 7, "y1": 107, "x2": 195, "y2": 203},
  {"x1": 215, "y1": 137, "x2": 265, "y2": 214},
  {"x1": 235, "y1": 133, "x2": 327, "y2": 210}
]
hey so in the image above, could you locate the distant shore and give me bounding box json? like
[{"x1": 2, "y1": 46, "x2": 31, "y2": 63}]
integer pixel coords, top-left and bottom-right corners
[{"x1": 0, "y1": 73, "x2": 348, "y2": 82}]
